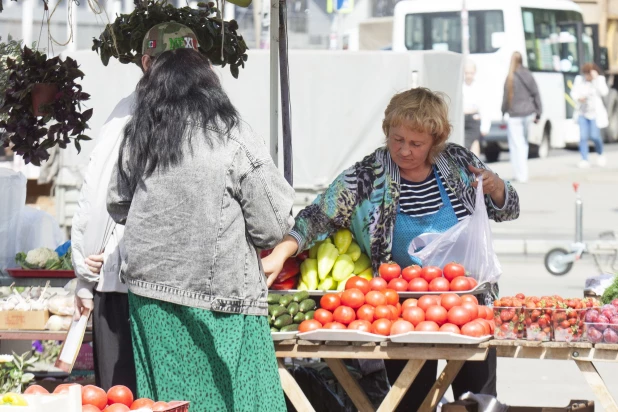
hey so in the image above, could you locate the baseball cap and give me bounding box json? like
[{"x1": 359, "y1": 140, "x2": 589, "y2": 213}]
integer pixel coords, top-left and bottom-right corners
[{"x1": 142, "y1": 22, "x2": 199, "y2": 58}]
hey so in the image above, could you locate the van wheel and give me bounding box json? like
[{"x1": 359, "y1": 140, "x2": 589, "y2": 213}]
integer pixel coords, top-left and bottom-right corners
[
  {"x1": 484, "y1": 144, "x2": 500, "y2": 163},
  {"x1": 529, "y1": 132, "x2": 549, "y2": 159}
]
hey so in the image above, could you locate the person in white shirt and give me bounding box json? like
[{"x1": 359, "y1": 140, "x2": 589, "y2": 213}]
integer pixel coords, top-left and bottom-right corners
[
  {"x1": 462, "y1": 59, "x2": 489, "y2": 156},
  {"x1": 570, "y1": 63, "x2": 609, "y2": 168}
]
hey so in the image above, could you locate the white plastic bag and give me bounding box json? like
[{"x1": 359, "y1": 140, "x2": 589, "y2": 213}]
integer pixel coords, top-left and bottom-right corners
[{"x1": 408, "y1": 178, "x2": 502, "y2": 284}]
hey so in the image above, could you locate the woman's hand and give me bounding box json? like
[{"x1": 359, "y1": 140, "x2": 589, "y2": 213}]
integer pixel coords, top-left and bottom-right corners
[
  {"x1": 73, "y1": 296, "x2": 94, "y2": 321},
  {"x1": 468, "y1": 165, "x2": 506, "y2": 208},
  {"x1": 591, "y1": 70, "x2": 599, "y2": 80},
  {"x1": 261, "y1": 235, "x2": 299, "y2": 287},
  {"x1": 85, "y1": 254, "x2": 104, "y2": 274}
]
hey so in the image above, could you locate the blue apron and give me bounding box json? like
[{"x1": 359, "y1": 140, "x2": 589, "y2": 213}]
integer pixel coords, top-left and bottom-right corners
[{"x1": 391, "y1": 167, "x2": 459, "y2": 267}]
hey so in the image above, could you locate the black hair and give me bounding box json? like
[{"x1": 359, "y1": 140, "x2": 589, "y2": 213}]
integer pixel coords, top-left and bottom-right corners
[{"x1": 119, "y1": 48, "x2": 240, "y2": 192}]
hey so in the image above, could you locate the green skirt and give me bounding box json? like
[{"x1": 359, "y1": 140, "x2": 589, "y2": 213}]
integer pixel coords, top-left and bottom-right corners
[{"x1": 128, "y1": 292, "x2": 286, "y2": 412}]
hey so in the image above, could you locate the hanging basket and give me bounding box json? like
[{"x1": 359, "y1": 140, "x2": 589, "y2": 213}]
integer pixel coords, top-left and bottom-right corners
[{"x1": 31, "y1": 83, "x2": 58, "y2": 116}]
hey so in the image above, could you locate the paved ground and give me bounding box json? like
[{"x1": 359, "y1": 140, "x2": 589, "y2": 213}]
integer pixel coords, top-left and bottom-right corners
[
  {"x1": 439, "y1": 254, "x2": 618, "y2": 409},
  {"x1": 489, "y1": 145, "x2": 618, "y2": 255}
]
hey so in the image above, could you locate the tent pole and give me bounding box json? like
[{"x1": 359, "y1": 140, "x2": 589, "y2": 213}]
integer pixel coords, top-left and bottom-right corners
[
  {"x1": 270, "y1": 0, "x2": 280, "y2": 166},
  {"x1": 279, "y1": 0, "x2": 293, "y2": 185}
]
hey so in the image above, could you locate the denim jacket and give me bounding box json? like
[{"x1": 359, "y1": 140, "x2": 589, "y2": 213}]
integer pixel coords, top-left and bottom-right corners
[
  {"x1": 107, "y1": 123, "x2": 295, "y2": 316},
  {"x1": 290, "y1": 143, "x2": 519, "y2": 273}
]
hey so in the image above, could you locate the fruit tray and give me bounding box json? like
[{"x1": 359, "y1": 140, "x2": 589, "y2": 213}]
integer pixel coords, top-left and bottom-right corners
[
  {"x1": 297, "y1": 329, "x2": 388, "y2": 342},
  {"x1": 271, "y1": 331, "x2": 298, "y2": 341},
  {"x1": 389, "y1": 331, "x2": 492, "y2": 345},
  {"x1": 7, "y1": 269, "x2": 75, "y2": 279}
]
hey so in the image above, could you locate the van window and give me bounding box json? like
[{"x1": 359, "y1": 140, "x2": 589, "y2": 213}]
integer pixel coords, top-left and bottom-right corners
[
  {"x1": 521, "y1": 8, "x2": 584, "y2": 72},
  {"x1": 404, "y1": 10, "x2": 504, "y2": 53}
]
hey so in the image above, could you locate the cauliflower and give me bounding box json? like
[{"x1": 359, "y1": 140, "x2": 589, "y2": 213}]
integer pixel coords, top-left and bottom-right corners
[{"x1": 15, "y1": 248, "x2": 59, "y2": 269}]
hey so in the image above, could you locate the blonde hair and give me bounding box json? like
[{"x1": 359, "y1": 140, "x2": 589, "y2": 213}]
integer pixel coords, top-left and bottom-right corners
[
  {"x1": 506, "y1": 52, "x2": 523, "y2": 107},
  {"x1": 382, "y1": 87, "x2": 452, "y2": 163}
]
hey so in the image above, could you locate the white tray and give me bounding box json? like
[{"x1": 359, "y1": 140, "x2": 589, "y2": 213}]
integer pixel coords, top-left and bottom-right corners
[
  {"x1": 271, "y1": 331, "x2": 298, "y2": 341},
  {"x1": 389, "y1": 331, "x2": 492, "y2": 345},
  {"x1": 298, "y1": 329, "x2": 388, "y2": 342}
]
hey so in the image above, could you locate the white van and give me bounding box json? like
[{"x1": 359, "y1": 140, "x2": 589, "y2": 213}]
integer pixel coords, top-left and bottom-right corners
[{"x1": 392, "y1": 0, "x2": 616, "y2": 161}]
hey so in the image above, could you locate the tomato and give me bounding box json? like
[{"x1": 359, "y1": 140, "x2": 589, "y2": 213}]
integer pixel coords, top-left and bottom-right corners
[
  {"x1": 387, "y1": 305, "x2": 399, "y2": 320},
  {"x1": 151, "y1": 402, "x2": 171, "y2": 412},
  {"x1": 348, "y1": 320, "x2": 372, "y2": 332},
  {"x1": 390, "y1": 319, "x2": 414, "y2": 335},
  {"x1": 439, "y1": 323, "x2": 461, "y2": 334},
  {"x1": 388, "y1": 278, "x2": 409, "y2": 292},
  {"x1": 447, "y1": 306, "x2": 472, "y2": 326},
  {"x1": 485, "y1": 306, "x2": 495, "y2": 321},
  {"x1": 54, "y1": 383, "x2": 82, "y2": 394},
  {"x1": 461, "y1": 321, "x2": 485, "y2": 337},
  {"x1": 104, "y1": 405, "x2": 130, "y2": 412},
  {"x1": 83, "y1": 406, "x2": 102, "y2": 412},
  {"x1": 369, "y1": 277, "x2": 388, "y2": 291},
  {"x1": 313, "y1": 309, "x2": 334, "y2": 325},
  {"x1": 24, "y1": 385, "x2": 49, "y2": 395},
  {"x1": 408, "y1": 278, "x2": 429, "y2": 292},
  {"x1": 107, "y1": 386, "x2": 133, "y2": 407},
  {"x1": 333, "y1": 306, "x2": 356, "y2": 325},
  {"x1": 429, "y1": 277, "x2": 450, "y2": 292},
  {"x1": 420, "y1": 266, "x2": 442, "y2": 282},
  {"x1": 323, "y1": 321, "x2": 347, "y2": 329},
  {"x1": 345, "y1": 276, "x2": 370, "y2": 295},
  {"x1": 371, "y1": 318, "x2": 392, "y2": 336},
  {"x1": 383, "y1": 289, "x2": 399, "y2": 306},
  {"x1": 320, "y1": 294, "x2": 341, "y2": 311},
  {"x1": 467, "y1": 277, "x2": 478, "y2": 289},
  {"x1": 474, "y1": 319, "x2": 492, "y2": 336},
  {"x1": 402, "y1": 265, "x2": 422, "y2": 281},
  {"x1": 365, "y1": 291, "x2": 387, "y2": 307},
  {"x1": 425, "y1": 305, "x2": 448, "y2": 326},
  {"x1": 379, "y1": 262, "x2": 401, "y2": 282},
  {"x1": 130, "y1": 399, "x2": 155, "y2": 410},
  {"x1": 461, "y1": 294, "x2": 479, "y2": 305},
  {"x1": 440, "y1": 293, "x2": 462, "y2": 311},
  {"x1": 449, "y1": 276, "x2": 471, "y2": 291},
  {"x1": 82, "y1": 385, "x2": 108, "y2": 410},
  {"x1": 402, "y1": 306, "x2": 425, "y2": 326},
  {"x1": 417, "y1": 295, "x2": 439, "y2": 312},
  {"x1": 356, "y1": 304, "x2": 376, "y2": 322},
  {"x1": 374, "y1": 305, "x2": 392, "y2": 320},
  {"x1": 415, "y1": 321, "x2": 440, "y2": 332},
  {"x1": 341, "y1": 289, "x2": 365, "y2": 309},
  {"x1": 461, "y1": 302, "x2": 479, "y2": 319},
  {"x1": 402, "y1": 298, "x2": 418, "y2": 310},
  {"x1": 443, "y1": 263, "x2": 465, "y2": 281},
  {"x1": 298, "y1": 319, "x2": 322, "y2": 333}
]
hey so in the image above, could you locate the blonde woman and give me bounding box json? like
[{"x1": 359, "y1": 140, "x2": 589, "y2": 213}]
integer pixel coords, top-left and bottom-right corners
[
  {"x1": 501, "y1": 52, "x2": 542, "y2": 183},
  {"x1": 263, "y1": 87, "x2": 520, "y2": 411},
  {"x1": 571, "y1": 63, "x2": 608, "y2": 168}
]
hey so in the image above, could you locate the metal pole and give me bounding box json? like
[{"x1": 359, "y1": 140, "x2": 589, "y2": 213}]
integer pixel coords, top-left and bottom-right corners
[
  {"x1": 22, "y1": 0, "x2": 34, "y2": 47},
  {"x1": 279, "y1": 0, "x2": 292, "y2": 185},
  {"x1": 461, "y1": 0, "x2": 469, "y2": 60},
  {"x1": 574, "y1": 183, "x2": 583, "y2": 243},
  {"x1": 270, "y1": 0, "x2": 280, "y2": 166},
  {"x1": 253, "y1": 0, "x2": 262, "y2": 48}
]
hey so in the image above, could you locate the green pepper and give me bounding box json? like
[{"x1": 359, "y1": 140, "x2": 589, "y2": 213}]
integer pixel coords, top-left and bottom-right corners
[
  {"x1": 300, "y1": 258, "x2": 318, "y2": 290},
  {"x1": 317, "y1": 242, "x2": 338, "y2": 280},
  {"x1": 333, "y1": 229, "x2": 353, "y2": 254},
  {"x1": 332, "y1": 254, "x2": 354, "y2": 282},
  {"x1": 346, "y1": 241, "x2": 362, "y2": 261},
  {"x1": 308, "y1": 242, "x2": 321, "y2": 259},
  {"x1": 318, "y1": 277, "x2": 336, "y2": 291},
  {"x1": 353, "y1": 253, "x2": 371, "y2": 274}
]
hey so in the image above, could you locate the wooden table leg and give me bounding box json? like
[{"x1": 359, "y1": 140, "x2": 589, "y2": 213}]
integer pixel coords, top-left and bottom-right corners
[
  {"x1": 376, "y1": 359, "x2": 426, "y2": 412},
  {"x1": 418, "y1": 360, "x2": 465, "y2": 412},
  {"x1": 325, "y1": 359, "x2": 376, "y2": 412},
  {"x1": 575, "y1": 360, "x2": 618, "y2": 412},
  {"x1": 277, "y1": 359, "x2": 316, "y2": 412}
]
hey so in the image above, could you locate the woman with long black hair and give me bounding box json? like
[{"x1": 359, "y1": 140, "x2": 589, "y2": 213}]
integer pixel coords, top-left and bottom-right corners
[{"x1": 107, "y1": 47, "x2": 294, "y2": 411}]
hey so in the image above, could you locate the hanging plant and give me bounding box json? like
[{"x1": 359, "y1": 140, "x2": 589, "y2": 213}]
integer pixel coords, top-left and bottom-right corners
[
  {"x1": 0, "y1": 35, "x2": 24, "y2": 124},
  {"x1": 92, "y1": 0, "x2": 249, "y2": 78},
  {"x1": 0, "y1": 46, "x2": 92, "y2": 166}
]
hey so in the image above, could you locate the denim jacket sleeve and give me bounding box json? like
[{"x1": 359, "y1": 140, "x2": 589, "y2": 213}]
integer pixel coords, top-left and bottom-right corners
[{"x1": 232, "y1": 134, "x2": 296, "y2": 250}]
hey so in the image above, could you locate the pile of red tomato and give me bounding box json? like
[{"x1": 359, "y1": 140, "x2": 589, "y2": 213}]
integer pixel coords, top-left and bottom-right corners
[
  {"x1": 297, "y1": 275, "x2": 494, "y2": 337},
  {"x1": 24, "y1": 383, "x2": 182, "y2": 412},
  {"x1": 378, "y1": 262, "x2": 478, "y2": 293}
]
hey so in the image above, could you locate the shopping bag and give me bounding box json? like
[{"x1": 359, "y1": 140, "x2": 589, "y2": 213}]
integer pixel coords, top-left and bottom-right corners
[{"x1": 408, "y1": 178, "x2": 502, "y2": 284}]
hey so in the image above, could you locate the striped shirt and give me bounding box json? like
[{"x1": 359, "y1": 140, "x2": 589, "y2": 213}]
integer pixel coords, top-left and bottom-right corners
[{"x1": 399, "y1": 170, "x2": 469, "y2": 220}]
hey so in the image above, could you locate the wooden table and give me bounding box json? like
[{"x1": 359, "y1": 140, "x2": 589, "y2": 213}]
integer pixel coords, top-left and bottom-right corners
[
  {"x1": 275, "y1": 339, "x2": 618, "y2": 412},
  {"x1": 0, "y1": 330, "x2": 93, "y2": 342}
]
